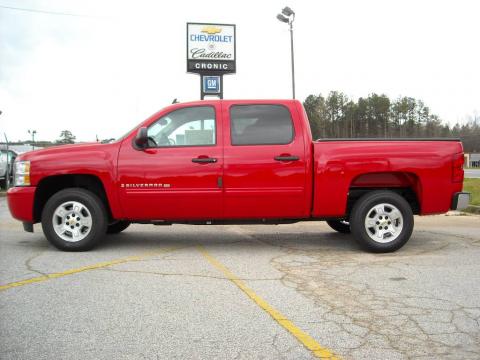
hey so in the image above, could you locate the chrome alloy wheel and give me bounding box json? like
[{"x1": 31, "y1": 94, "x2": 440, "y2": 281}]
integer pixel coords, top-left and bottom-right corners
[
  {"x1": 364, "y1": 203, "x2": 403, "y2": 243},
  {"x1": 52, "y1": 201, "x2": 92, "y2": 242}
]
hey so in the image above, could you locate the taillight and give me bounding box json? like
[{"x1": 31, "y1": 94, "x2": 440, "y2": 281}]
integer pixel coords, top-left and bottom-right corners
[{"x1": 452, "y1": 153, "x2": 464, "y2": 183}]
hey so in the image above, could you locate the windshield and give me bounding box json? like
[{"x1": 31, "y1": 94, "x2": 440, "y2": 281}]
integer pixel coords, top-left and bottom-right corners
[{"x1": 113, "y1": 123, "x2": 141, "y2": 143}]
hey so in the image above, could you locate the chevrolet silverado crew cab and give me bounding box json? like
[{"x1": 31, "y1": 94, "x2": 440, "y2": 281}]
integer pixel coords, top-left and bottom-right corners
[{"x1": 7, "y1": 100, "x2": 470, "y2": 252}]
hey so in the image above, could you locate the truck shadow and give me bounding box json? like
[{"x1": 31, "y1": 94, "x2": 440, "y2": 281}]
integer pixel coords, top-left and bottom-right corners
[
  {"x1": 99, "y1": 227, "x2": 361, "y2": 253},
  {"x1": 99, "y1": 225, "x2": 455, "y2": 256},
  {"x1": 18, "y1": 226, "x2": 451, "y2": 257}
]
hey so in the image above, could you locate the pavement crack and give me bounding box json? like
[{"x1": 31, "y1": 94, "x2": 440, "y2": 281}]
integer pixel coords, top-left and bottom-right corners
[
  {"x1": 99, "y1": 267, "x2": 281, "y2": 282},
  {"x1": 24, "y1": 252, "x2": 47, "y2": 276},
  {"x1": 226, "y1": 225, "x2": 480, "y2": 360}
]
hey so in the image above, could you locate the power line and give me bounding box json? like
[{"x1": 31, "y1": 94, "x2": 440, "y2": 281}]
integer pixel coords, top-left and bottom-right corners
[{"x1": 0, "y1": 4, "x2": 103, "y2": 18}]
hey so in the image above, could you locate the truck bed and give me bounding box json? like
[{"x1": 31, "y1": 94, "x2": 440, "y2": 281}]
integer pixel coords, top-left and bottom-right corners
[{"x1": 312, "y1": 139, "x2": 464, "y2": 217}]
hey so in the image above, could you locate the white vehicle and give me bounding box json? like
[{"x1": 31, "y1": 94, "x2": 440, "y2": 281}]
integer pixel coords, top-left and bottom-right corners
[{"x1": 0, "y1": 150, "x2": 17, "y2": 189}]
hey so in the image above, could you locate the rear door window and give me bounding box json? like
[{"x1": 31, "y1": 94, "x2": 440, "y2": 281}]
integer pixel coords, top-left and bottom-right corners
[{"x1": 230, "y1": 105, "x2": 294, "y2": 145}]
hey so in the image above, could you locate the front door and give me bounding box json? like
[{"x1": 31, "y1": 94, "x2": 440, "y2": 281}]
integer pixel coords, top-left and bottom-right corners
[{"x1": 117, "y1": 104, "x2": 223, "y2": 220}]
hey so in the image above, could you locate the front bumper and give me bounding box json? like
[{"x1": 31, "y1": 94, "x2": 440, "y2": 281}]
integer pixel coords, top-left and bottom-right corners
[
  {"x1": 7, "y1": 186, "x2": 36, "y2": 222},
  {"x1": 451, "y1": 192, "x2": 471, "y2": 211}
]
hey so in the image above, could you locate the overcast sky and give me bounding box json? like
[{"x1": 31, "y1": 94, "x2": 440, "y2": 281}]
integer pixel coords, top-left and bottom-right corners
[{"x1": 0, "y1": 0, "x2": 479, "y2": 142}]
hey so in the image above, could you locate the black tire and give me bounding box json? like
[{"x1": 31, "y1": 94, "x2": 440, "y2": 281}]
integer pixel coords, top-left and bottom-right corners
[
  {"x1": 41, "y1": 188, "x2": 108, "y2": 251},
  {"x1": 106, "y1": 221, "x2": 130, "y2": 234},
  {"x1": 350, "y1": 190, "x2": 414, "y2": 253},
  {"x1": 326, "y1": 220, "x2": 351, "y2": 234}
]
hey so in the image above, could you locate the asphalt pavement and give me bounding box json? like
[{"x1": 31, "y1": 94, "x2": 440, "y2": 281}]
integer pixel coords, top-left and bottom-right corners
[
  {"x1": 1, "y1": 197, "x2": 480, "y2": 360},
  {"x1": 465, "y1": 169, "x2": 480, "y2": 178}
]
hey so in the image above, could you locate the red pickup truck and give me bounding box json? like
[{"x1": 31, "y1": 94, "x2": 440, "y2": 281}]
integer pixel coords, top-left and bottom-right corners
[{"x1": 7, "y1": 99, "x2": 470, "y2": 252}]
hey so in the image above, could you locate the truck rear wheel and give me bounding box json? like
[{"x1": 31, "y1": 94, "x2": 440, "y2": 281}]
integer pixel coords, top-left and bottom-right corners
[
  {"x1": 41, "y1": 188, "x2": 108, "y2": 251},
  {"x1": 326, "y1": 220, "x2": 351, "y2": 234},
  {"x1": 350, "y1": 190, "x2": 413, "y2": 253}
]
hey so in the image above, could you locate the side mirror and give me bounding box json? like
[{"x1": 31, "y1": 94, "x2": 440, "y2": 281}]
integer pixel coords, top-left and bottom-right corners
[{"x1": 134, "y1": 127, "x2": 148, "y2": 149}]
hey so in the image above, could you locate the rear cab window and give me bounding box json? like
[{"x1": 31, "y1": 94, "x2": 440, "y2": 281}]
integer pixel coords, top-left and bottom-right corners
[{"x1": 230, "y1": 105, "x2": 294, "y2": 145}]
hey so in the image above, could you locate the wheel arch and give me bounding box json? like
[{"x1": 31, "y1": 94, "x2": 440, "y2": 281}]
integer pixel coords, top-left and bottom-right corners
[
  {"x1": 347, "y1": 172, "x2": 422, "y2": 216},
  {"x1": 33, "y1": 174, "x2": 113, "y2": 223}
]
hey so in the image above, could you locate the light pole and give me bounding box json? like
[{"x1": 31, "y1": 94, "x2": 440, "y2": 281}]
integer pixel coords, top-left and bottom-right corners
[
  {"x1": 277, "y1": 6, "x2": 296, "y2": 99},
  {"x1": 28, "y1": 129, "x2": 37, "y2": 150}
]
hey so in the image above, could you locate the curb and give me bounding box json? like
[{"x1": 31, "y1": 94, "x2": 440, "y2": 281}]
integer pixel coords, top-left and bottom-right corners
[{"x1": 465, "y1": 205, "x2": 480, "y2": 215}]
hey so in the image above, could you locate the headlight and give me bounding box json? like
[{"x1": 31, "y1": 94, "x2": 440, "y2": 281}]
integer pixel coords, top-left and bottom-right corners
[{"x1": 14, "y1": 161, "x2": 31, "y2": 186}]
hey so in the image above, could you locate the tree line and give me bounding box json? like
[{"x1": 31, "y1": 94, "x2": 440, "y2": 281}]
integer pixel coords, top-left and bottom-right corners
[{"x1": 304, "y1": 91, "x2": 480, "y2": 153}]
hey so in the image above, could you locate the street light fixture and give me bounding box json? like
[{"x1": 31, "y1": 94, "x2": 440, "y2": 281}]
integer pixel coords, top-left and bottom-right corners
[
  {"x1": 277, "y1": 6, "x2": 296, "y2": 99},
  {"x1": 276, "y1": 14, "x2": 289, "y2": 23},
  {"x1": 282, "y1": 6, "x2": 294, "y2": 17}
]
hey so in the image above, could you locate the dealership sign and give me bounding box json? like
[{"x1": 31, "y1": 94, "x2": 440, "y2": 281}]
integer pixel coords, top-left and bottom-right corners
[{"x1": 187, "y1": 23, "x2": 236, "y2": 74}]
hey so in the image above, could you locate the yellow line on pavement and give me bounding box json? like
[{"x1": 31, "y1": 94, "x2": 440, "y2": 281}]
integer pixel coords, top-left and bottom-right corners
[
  {"x1": 197, "y1": 245, "x2": 341, "y2": 360},
  {"x1": 0, "y1": 246, "x2": 181, "y2": 292}
]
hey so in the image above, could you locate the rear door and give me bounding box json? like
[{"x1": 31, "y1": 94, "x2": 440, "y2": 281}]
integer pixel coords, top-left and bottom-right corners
[{"x1": 222, "y1": 101, "x2": 308, "y2": 219}]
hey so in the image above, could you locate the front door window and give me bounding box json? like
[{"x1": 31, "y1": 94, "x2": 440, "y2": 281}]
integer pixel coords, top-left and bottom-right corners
[{"x1": 147, "y1": 107, "x2": 216, "y2": 147}]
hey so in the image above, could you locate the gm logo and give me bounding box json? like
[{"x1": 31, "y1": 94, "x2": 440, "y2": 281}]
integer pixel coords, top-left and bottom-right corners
[{"x1": 203, "y1": 76, "x2": 221, "y2": 94}]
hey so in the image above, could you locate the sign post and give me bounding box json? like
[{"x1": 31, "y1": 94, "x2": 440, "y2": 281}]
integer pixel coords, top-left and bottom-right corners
[{"x1": 187, "y1": 23, "x2": 236, "y2": 99}]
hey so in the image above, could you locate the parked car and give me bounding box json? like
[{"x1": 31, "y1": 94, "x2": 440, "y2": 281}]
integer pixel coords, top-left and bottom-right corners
[
  {"x1": 0, "y1": 149, "x2": 17, "y2": 189},
  {"x1": 7, "y1": 100, "x2": 470, "y2": 252}
]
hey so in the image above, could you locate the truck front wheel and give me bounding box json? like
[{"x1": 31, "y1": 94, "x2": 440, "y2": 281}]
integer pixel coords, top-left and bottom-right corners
[
  {"x1": 350, "y1": 191, "x2": 413, "y2": 253},
  {"x1": 41, "y1": 188, "x2": 108, "y2": 251}
]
